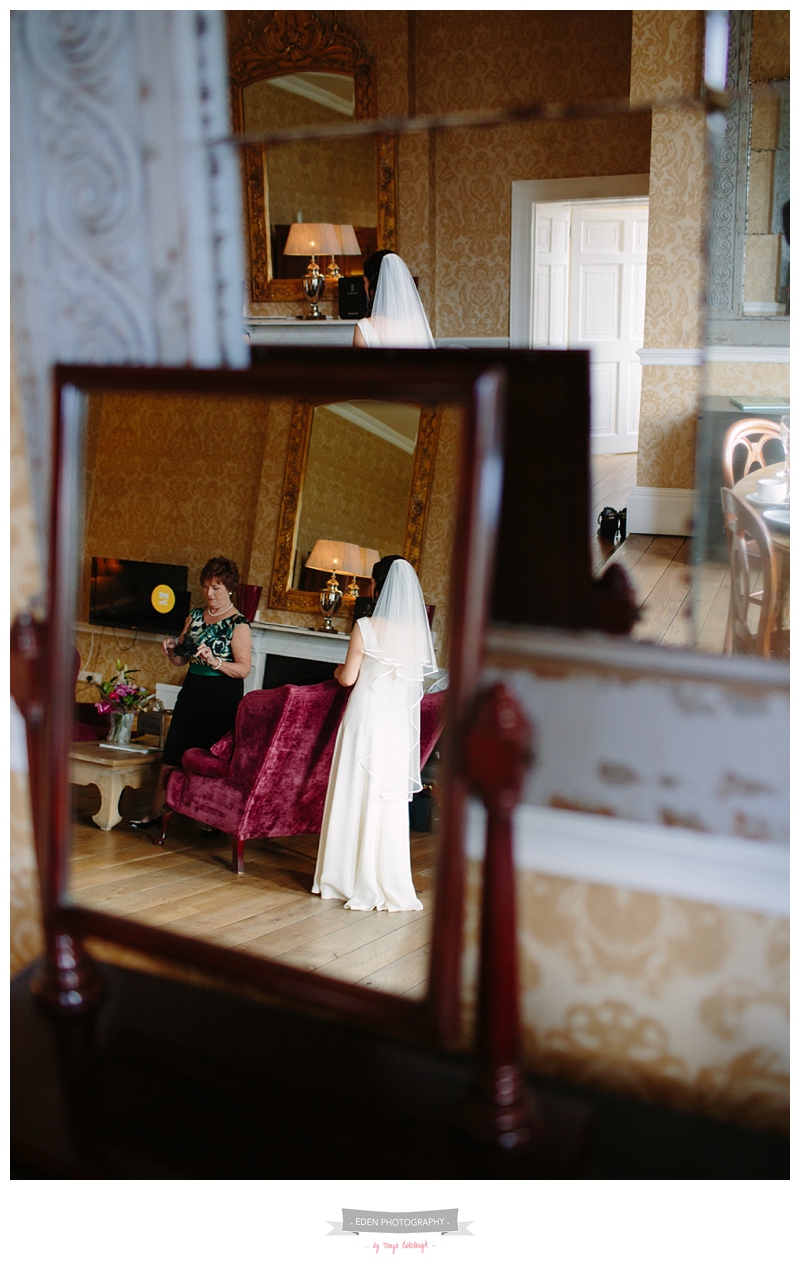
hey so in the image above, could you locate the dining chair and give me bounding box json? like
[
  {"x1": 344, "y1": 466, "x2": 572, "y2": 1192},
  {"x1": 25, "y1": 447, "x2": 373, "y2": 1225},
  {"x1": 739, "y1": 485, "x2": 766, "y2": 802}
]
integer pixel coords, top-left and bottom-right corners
[
  {"x1": 721, "y1": 418, "x2": 784, "y2": 489},
  {"x1": 720, "y1": 487, "x2": 789, "y2": 659}
]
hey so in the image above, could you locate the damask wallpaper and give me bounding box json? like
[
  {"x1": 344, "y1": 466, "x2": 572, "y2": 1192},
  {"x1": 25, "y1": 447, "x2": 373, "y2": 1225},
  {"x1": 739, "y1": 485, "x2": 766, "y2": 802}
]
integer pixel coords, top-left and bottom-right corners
[
  {"x1": 632, "y1": 12, "x2": 706, "y2": 492},
  {"x1": 706, "y1": 361, "x2": 790, "y2": 398},
  {"x1": 463, "y1": 861, "x2": 788, "y2": 1132},
  {"x1": 750, "y1": 10, "x2": 790, "y2": 82}
]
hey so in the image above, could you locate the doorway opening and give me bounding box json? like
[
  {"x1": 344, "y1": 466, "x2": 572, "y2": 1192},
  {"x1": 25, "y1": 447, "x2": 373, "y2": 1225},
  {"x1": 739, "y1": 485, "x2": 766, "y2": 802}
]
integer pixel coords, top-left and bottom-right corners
[{"x1": 510, "y1": 175, "x2": 650, "y2": 456}]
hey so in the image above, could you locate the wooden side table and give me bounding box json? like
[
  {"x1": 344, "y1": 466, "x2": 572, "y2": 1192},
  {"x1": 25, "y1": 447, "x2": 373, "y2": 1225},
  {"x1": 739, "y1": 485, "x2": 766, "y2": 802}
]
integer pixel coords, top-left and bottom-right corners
[{"x1": 69, "y1": 742, "x2": 158, "y2": 831}]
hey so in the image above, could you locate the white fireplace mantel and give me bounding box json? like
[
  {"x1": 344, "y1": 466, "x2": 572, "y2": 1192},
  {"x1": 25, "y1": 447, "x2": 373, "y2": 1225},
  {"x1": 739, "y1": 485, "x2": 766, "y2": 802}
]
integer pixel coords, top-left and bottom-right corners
[{"x1": 246, "y1": 620, "x2": 349, "y2": 692}]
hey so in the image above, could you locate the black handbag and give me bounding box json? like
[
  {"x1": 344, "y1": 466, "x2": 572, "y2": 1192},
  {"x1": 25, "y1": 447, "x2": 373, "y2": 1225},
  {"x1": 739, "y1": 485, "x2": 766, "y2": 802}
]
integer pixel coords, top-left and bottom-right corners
[{"x1": 597, "y1": 506, "x2": 627, "y2": 546}]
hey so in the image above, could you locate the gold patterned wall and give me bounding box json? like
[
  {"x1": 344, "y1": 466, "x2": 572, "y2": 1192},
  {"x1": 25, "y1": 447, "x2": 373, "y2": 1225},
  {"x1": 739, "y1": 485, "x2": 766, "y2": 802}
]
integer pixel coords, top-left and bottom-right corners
[
  {"x1": 75, "y1": 390, "x2": 271, "y2": 699},
  {"x1": 750, "y1": 10, "x2": 790, "y2": 82},
  {"x1": 631, "y1": 13, "x2": 706, "y2": 491},
  {"x1": 705, "y1": 361, "x2": 790, "y2": 398},
  {"x1": 413, "y1": 10, "x2": 650, "y2": 339},
  {"x1": 463, "y1": 860, "x2": 788, "y2": 1132}
]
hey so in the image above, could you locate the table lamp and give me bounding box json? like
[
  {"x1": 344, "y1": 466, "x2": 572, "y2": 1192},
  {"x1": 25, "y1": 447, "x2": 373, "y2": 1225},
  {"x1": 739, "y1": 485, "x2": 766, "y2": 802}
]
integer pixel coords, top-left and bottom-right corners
[
  {"x1": 326, "y1": 224, "x2": 363, "y2": 281},
  {"x1": 283, "y1": 222, "x2": 340, "y2": 319},
  {"x1": 305, "y1": 539, "x2": 352, "y2": 630}
]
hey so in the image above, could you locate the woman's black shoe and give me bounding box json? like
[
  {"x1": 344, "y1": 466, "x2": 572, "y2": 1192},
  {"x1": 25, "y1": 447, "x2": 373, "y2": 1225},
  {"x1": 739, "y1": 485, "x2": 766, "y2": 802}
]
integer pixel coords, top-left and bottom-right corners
[
  {"x1": 200, "y1": 824, "x2": 222, "y2": 838},
  {"x1": 129, "y1": 815, "x2": 162, "y2": 832}
]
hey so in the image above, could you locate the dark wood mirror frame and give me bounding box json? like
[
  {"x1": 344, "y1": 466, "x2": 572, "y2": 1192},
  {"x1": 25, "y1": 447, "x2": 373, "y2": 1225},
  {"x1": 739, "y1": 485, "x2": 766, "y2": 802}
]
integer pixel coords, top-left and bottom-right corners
[
  {"x1": 227, "y1": 11, "x2": 397, "y2": 304},
  {"x1": 269, "y1": 397, "x2": 442, "y2": 615},
  {"x1": 23, "y1": 353, "x2": 506, "y2": 1047}
]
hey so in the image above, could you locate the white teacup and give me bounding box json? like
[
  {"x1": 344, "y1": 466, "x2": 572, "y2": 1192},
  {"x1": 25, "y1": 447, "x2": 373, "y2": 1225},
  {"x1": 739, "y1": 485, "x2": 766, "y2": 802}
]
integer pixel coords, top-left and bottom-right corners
[{"x1": 757, "y1": 476, "x2": 788, "y2": 504}]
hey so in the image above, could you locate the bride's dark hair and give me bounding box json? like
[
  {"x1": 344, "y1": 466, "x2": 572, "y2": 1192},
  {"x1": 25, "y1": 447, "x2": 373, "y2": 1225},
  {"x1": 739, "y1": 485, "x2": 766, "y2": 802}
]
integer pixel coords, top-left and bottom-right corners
[
  {"x1": 372, "y1": 553, "x2": 406, "y2": 599},
  {"x1": 363, "y1": 249, "x2": 396, "y2": 311}
]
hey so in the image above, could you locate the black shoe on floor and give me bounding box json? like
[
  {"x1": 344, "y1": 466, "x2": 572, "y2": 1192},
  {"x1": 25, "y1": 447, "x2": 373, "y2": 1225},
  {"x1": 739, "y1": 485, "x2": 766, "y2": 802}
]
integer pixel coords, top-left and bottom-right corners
[
  {"x1": 129, "y1": 815, "x2": 162, "y2": 832},
  {"x1": 200, "y1": 825, "x2": 222, "y2": 838}
]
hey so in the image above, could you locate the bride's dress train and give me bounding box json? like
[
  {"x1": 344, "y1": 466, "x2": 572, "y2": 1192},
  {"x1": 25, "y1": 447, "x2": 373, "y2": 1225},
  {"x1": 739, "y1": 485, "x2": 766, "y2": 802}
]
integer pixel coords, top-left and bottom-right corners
[{"x1": 312, "y1": 617, "x2": 423, "y2": 912}]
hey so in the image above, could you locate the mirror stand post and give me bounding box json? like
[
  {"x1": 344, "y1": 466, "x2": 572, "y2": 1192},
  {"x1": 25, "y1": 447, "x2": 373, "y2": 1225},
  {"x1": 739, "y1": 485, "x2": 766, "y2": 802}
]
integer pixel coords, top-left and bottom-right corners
[
  {"x1": 30, "y1": 933, "x2": 107, "y2": 1017},
  {"x1": 457, "y1": 683, "x2": 544, "y2": 1151}
]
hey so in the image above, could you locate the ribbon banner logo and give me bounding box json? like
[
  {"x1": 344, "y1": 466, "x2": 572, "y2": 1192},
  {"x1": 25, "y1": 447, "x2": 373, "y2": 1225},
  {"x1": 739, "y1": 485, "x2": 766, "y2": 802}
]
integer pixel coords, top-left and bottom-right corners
[{"x1": 327, "y1": 1209, "x2": 473, "y2": 1237}]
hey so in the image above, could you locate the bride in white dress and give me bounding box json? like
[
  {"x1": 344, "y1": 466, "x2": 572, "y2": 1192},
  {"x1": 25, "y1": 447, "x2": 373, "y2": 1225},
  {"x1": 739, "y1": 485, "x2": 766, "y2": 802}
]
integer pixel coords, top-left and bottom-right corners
[
  {"x1": 353, "y1": 251, "x2": 436, "y2": 349},
  {"x1": 312, "y1": 556, "x2": 437, "y2": 912}
]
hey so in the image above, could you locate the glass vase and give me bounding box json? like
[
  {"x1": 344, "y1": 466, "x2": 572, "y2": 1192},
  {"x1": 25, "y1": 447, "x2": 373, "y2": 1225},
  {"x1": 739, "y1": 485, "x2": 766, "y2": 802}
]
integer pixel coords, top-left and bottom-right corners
[{"x1": 107, "y1": 711, "x2": 135, "y2": 745}]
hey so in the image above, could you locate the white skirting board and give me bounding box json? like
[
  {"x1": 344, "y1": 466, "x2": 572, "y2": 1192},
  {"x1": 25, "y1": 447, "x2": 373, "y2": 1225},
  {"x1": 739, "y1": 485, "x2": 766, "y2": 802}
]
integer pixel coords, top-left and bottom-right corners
[
  {"x1": 465, "y1": 801, "x2": 788, "y2": 917},
  {"x1": 625, "y1": 485, "x2": 695, "y2": 536}
]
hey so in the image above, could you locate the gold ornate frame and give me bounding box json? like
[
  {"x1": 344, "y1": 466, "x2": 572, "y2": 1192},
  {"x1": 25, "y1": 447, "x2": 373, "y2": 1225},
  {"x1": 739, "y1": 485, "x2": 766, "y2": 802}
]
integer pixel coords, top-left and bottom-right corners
[
  {"x1": 227, "y1": 11, "x2": 398, "y2": 304},
  {"x1": 269, "y1": 398, "x2": 443, "y2": 614}
]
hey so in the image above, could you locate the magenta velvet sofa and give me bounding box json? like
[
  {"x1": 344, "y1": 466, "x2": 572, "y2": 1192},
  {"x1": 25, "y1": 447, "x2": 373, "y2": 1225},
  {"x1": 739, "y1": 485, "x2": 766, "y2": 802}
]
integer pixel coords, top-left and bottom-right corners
[{"x1": 160, "y1": 680, "x2": 447, "y2": 873}]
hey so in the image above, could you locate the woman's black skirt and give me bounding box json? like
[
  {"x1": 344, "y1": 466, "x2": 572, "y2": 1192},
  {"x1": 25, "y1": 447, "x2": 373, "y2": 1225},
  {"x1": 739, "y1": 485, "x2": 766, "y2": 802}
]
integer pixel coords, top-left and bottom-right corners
[{"x1": 162, "y1": 671, "x2": 244, "y2": 767}]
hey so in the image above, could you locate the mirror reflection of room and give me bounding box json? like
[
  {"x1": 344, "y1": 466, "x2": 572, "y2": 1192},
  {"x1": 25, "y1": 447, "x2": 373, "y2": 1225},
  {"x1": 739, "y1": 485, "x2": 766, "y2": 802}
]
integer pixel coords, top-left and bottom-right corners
[
  {"x1": 296, "y1": 401, "x2": 420, "y2": 592},
  {"x1": 242, "y1": 72, "x2": 377, "y2": 279},
  {"x1": 70, "y1": 388, "x2": 448, "y2": 998}
]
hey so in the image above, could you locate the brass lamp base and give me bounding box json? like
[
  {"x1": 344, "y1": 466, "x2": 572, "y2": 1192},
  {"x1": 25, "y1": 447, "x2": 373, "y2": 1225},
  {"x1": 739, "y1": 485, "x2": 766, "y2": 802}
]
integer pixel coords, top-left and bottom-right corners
[
  {"x1": 302, "y1": 258, "x2": 327, "y2": 319},
  {"x1": 319, "y1": 574, "x2": 343, "y2": 632}
]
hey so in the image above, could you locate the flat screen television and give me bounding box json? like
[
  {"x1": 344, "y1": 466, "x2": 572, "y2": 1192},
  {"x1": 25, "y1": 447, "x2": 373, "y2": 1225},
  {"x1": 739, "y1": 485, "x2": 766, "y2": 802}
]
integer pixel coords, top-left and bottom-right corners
[{"x1": 89, "y1": 558, "x2": 190, "y2": 634}]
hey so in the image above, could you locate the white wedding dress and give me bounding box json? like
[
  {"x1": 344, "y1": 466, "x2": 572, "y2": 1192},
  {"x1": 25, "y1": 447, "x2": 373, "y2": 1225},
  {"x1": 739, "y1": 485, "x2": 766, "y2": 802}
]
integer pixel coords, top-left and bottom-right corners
[{"x1": 313, "y1": 563, "x2": 437, "y2": 912}]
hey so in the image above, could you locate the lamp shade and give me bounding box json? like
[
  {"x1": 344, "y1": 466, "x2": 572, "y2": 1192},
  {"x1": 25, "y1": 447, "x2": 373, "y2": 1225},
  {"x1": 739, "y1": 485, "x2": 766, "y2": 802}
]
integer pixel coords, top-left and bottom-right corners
[
  {"x1": 306, "y1": 540, "x2": 379, "y2": 578},
  {"x1": 306, "y1": 539, "x2": 354, "y2": 574},
  {"x1": 335, "y1": 224, "x2": 362, "y2": 256},
  {"x1": 284, "y1": 222, "x2": 340, "y2": 256}
]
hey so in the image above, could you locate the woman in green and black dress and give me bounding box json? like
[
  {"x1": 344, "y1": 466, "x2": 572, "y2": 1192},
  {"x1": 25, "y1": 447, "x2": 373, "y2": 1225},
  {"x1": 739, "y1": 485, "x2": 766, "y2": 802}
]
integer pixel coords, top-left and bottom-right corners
[{"x1": 130, "y1": 556, "x2": 252, "y2": 831}]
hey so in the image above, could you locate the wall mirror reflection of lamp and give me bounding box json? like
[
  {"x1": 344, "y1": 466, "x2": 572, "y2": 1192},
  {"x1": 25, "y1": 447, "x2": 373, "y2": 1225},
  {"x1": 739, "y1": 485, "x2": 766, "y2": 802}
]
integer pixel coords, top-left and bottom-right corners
[
  {"x1": 282, "y1": 221, "x2": 340, "y2": 318},
  {"x1": 227, "y1": 11, "x2": 395, "y2": 304}
]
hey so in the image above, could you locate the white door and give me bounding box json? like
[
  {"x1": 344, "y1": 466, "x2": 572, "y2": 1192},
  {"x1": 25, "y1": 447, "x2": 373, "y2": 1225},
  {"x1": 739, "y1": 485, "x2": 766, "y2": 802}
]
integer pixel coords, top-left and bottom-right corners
[{"x1": 532, "y1": 201, "x2": 648, "y2": 454}]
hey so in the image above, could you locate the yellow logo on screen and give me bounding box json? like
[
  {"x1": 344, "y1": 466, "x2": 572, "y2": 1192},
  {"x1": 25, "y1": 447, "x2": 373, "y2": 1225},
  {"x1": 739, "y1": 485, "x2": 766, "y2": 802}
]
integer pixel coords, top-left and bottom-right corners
[{"x1": 151, "y1": 584, "x2": 176, "y2": 614}]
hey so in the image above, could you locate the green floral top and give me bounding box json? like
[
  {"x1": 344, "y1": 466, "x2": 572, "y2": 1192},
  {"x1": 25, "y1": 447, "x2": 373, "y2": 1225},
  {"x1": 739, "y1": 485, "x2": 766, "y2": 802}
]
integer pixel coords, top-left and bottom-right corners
[{"x1": 186, "y1": 608, "x2": 250, "y2": 677}]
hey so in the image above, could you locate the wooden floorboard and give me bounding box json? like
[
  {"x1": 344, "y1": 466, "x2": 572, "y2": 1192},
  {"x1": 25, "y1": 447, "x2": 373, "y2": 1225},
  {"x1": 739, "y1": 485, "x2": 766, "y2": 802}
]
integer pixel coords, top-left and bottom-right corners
[
  {"x1": 70, "y1": 785, "x2": 437, "y2": 998},
  {"x1": 589, "y1": 455, "x2": 736, "y2": 656}
]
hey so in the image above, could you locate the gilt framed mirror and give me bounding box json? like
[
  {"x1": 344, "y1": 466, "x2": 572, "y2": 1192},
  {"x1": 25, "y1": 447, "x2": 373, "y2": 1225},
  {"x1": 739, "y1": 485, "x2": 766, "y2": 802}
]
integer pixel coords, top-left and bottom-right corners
[
  {"x1": 36, "y1": 353, "x2": 510, "y2": 1044},
  {"x1": 227, "y1": 11, "x2": 397, "y2": 304}
]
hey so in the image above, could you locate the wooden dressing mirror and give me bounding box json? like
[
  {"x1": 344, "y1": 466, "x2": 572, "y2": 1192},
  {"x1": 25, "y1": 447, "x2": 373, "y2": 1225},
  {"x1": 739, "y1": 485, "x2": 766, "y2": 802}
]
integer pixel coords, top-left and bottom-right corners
[
  {"x1": 227, "y1": 11, "x2": 397, "y2": 303},
  {"x1": 29, "y1": 353, "x2": 506, "y2": 1045}
]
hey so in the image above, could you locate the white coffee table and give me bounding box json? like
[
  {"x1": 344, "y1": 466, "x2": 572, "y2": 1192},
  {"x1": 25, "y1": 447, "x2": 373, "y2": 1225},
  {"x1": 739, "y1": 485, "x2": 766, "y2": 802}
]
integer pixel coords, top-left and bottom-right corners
[{"x1": 70, "y1": 741, "x2": 159, "y2": 831}]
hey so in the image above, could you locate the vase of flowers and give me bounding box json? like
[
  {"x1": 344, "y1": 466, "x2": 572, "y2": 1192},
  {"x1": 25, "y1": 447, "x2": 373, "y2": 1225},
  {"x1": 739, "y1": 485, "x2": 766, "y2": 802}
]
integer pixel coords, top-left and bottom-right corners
[{"x1": 95, "y1": 661, "x2": 154, "y2": 745}]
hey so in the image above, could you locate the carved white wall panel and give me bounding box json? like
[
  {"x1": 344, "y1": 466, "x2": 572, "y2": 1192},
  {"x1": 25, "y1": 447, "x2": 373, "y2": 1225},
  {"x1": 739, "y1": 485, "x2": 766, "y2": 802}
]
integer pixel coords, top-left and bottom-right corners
[{"x1": 11, "y1": 10, "x2": 247, "y2": 560}]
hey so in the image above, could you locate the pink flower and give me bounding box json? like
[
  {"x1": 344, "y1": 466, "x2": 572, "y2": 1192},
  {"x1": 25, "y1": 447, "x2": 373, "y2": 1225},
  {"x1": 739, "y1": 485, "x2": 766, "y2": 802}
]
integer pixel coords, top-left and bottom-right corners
[{"x1": 95, "y1": 702, "x2": 113, "y2": 714}]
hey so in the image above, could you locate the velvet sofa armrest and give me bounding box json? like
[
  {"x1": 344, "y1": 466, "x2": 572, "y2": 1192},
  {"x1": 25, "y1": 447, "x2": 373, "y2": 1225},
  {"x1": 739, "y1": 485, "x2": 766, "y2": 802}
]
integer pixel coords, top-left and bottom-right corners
[
  {"x1": 181, "y1": 747, "x2": 230, "y2": 779},
  {"x1": 210, "y1": 731, "x2": 234, "y2": 761}
]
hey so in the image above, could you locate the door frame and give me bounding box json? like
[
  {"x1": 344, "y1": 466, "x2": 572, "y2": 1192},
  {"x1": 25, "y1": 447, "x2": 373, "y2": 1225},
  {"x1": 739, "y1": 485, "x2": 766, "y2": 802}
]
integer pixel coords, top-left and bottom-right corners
[{"x1": 509, "y1": 174, "x2": 650, "y2": 349}]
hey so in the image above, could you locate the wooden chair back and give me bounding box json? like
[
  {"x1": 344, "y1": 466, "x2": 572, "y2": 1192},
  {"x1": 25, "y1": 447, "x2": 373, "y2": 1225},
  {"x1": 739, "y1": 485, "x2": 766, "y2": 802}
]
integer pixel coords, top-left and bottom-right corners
[
  {"x1": 720, "y1": 487, "x2": 780, "y2": 657},
  {"x1": 721, "y1": 418, "x2": 784, "y2": 489}
]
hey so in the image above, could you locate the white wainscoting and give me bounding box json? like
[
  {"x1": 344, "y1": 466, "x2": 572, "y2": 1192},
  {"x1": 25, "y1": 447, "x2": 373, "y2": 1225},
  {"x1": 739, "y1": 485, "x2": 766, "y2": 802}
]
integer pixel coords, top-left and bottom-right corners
[{"x1": 465, "y1": 801, "x2": 789, "y2": 917}]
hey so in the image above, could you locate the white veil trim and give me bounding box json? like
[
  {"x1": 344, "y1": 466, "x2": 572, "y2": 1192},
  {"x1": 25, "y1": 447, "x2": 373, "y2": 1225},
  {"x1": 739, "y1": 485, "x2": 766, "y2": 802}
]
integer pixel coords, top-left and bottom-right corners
[
  {"x1": 356, "y1": 559, "x2": 437, "y2": 801},
  {"x1": 366, "y1": 254, "x2": 436, "y2": 349}
]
